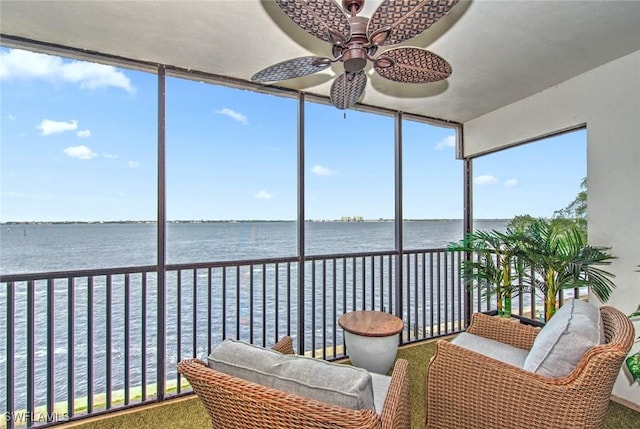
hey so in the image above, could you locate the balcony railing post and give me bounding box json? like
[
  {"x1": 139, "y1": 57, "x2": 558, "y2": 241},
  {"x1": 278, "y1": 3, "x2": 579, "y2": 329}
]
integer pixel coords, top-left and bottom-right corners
[
  {"x1": 7, "y1": 281, "x2": 15, "y2": 429},
  {"x1": 46, "y1": 278, "x2": 55, "y2": 418},
  {"x1": 87, "y1": 277, "x2": 94, "y2": 414},
  {"x1": 27, "y1": 280, "x2": 35, "y2": 427},
  {"x1": 106, "y1": 274, "x2": 112, "y2": 409},
  {"x1": 141, "y1": 272, "x2": 148, "y2": 401},
  {"x1": 124, "y1": 274, "x2": 130, "y2": 405}
]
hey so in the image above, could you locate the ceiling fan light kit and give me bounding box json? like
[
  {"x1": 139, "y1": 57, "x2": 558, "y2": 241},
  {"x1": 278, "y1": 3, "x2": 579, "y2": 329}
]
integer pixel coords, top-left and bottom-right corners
[{"x1": 252, "y1": 0, "x2": 459, "y2": 109}]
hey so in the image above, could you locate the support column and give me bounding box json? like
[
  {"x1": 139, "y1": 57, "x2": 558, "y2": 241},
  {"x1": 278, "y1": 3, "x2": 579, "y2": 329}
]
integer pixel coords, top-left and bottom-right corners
[
  {"x1": 296, "y1": 93, "x2": 306, "y2": 355},
  {"x1": 156, "y1": 65, "x2": 167, "y2": 400},
  {"x1": 462, "y1": 127, "x2": 473, "y2": 325},
  {"x1": 394, "y1": 112, "x2": 403, "y2": 339}
]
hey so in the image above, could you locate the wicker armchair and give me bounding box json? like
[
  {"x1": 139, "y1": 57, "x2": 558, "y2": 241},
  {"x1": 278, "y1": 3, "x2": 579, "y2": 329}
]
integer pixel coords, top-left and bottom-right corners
[
  {"x1": 426, "y1": 306, "x2": 635, "y2": 429},
  {"x1": 178, "y1": 336, "x2": 410, "y2": 429}
]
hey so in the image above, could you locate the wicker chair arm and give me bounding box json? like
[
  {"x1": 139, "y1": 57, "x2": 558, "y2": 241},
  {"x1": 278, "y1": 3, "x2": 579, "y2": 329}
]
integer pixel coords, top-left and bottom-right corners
[
  {"x1": 271, "y1": 335, "x2": 295, "y2": 355},
  {"x1": 426, "y1": 338, "x2": 625, "y2": 429},
  {"x1": 379, "y1": 358, "x2": 410, "y2": 429},
  {"x1": 466, "y1": 312, "x2": 540, "y2": 350},
  {"x1": 178, "y1": 358, "x2": 382, "y2": 429}
]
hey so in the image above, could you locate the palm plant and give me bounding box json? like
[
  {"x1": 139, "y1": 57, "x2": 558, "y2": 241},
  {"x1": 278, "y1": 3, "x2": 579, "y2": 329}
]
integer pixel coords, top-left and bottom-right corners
[
  {"x1": 626, "y1": 267, "x2": 640, "y2": 382},
  {"x1": 449, "y1": 228, "x2": 526, "y2": 317},
  {"x1": 518, "y1": 219, "x2": 617, "y2": 320},
  {"x1": 626, "y1": 305, "x2": 640, "y2": 381}
]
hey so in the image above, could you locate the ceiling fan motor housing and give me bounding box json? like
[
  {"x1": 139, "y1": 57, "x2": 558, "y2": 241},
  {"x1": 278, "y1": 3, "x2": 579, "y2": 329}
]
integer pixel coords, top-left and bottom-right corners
[{"x1": 342, "y1": 16, "x2": 369, "y2": 72}]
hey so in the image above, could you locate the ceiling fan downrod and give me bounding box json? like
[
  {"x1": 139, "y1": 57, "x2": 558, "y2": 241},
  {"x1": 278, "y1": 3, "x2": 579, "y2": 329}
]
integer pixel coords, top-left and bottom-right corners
[{"x1": 342, "y1": 0, "x2": 364, "y2": 16}]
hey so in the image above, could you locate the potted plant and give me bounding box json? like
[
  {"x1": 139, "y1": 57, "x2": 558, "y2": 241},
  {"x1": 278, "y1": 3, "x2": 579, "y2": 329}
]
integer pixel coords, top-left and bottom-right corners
[
  {"x1": 626, "y1": 268, "x2": 640, "y2": 382},
  {"x1": 518, "y1": 219, "x2": 617, "y2": 320},
  {"x1": 449, "y1": 228, "x2": 526, "y2": 318},
  {"x1": 626, "y1": 305, "x2": 640, "y2": 381},
  {"x1": 451, "y1": 218, "x2": 617, "y2": 322}
]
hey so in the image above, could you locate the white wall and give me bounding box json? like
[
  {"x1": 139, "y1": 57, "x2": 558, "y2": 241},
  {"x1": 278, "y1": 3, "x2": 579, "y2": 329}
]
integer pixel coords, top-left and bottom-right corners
[{"x1": 463, "y1": 50, "x2": 640, "y2": 406}]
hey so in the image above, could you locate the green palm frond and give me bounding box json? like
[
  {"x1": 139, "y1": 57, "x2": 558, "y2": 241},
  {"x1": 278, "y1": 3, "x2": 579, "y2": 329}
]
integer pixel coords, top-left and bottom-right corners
[
  {"x1": 450, "y1": 228, "x2": 529, "y2": 310},
  {"x1": 516, "y1": 219, "x2": 616, "y2": 301},
  {"x1": 452, "y1": 219, "x2": 617, "y2": 317}
]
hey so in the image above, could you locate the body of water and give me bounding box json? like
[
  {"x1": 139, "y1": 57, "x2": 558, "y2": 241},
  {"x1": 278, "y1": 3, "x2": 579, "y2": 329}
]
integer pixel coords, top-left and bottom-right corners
[
  {"x1": 1, "y1": 219, "x2": 509, "y2": 414},
  {"x1": 0, "y1": 219, "x2": 508, "y2": 274}
]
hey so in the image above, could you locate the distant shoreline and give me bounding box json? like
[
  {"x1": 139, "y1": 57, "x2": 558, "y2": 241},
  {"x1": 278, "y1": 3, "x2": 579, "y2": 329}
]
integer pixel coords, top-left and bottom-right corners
[{"x1": 1, "y1": 218, "x2": 510, "y2": 225}]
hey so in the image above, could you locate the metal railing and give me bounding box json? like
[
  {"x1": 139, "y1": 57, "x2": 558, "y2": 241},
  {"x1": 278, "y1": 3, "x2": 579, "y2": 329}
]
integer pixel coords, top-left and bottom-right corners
[{"x1": 0, "y1": 248, "x2": 543, "y2": 428}]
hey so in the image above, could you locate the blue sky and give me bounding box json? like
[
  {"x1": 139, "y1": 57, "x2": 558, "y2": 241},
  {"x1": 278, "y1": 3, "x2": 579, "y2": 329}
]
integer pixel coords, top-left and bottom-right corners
[{"x1": 0, "y1": 47, "x2": 586, "y2": 222}]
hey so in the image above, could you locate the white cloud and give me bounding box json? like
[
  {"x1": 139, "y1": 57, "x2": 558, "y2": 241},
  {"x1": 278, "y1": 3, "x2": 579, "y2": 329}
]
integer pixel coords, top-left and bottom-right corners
[
  {"x1": 63, "y1": 61, "x2": 133, "y2": 92},
  {"x1": 1, "y1": 191, "x2": 26, "y2": 197},
  {"x1": 504, "y1": 178, "x2": 518, "y2": 187},
  {"x1": 128, "y1": 161, "x2": 140, "y2": 168},
  {"x1": 255, "y1": 190, "x2": 273, "y2": 199},
  {"x1": 0, "y1": 48, "x2": 134, "y2": 93},
  {"x1": 76, "y1": 129, "x2": 91, "y2": 138},
  {"x1": 63, "y1": 145, "x2": 97, "y2": 160},
  {"x1": 435, "y1": 135, "x2": 456, "y2": 150},
  {"x1": 311, "y1": 164, "x2": 336, "y2": 176},
  {"x1": 7, "y1": 114, "x2": 16, "y2": 120},
  {"x1": 103, "y1": 153, "x2": 118, "y2": 159},
  {"x1": 37, "y1": 119, "x2": 78, "y2": 136},
  {"x1": 216, "y1": 108, "x2": 248, "y2": 125},
  {"x1": 474, "y1": 175, "x2": 499, "y2": 185}
]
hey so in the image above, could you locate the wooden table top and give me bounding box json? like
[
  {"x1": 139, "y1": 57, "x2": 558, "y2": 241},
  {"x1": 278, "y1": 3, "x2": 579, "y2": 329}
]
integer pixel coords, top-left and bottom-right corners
[{"x1": 338, "y1": 310, "x2": 404, "y2": 337}]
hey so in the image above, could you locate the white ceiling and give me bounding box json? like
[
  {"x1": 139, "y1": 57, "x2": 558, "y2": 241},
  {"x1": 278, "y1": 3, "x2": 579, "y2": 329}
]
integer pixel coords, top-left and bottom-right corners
[{"x1": 2, "y1": 0, "x2": 639, "y2": 123}]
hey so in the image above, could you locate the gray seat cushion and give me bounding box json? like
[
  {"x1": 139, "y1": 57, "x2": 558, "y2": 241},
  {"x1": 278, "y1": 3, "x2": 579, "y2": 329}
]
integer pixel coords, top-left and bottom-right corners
[
  {"x1": 523, "y1": 299, "x2": 603, "y2": 378},
  {"x1": 208, "y1": 339, "x2": 376, "y2": 411},
  {"x1": 369, "y1": 372, "x2": 392, "y2": 413},
  {"x1": 451, "y1": 332, "x2": 529, "y2": 368}
]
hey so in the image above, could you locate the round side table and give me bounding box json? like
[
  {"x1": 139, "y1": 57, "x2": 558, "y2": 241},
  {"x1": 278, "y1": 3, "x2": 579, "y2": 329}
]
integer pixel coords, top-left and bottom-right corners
[{"x1": 338, "y1": 310, "x2": 404, "y2": 374}]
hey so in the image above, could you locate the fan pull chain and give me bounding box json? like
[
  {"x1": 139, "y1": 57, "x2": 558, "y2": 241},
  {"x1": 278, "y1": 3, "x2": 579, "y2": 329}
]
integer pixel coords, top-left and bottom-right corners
[{"x1": 343, "y1": 71, "x2": 347, "y2": 111}]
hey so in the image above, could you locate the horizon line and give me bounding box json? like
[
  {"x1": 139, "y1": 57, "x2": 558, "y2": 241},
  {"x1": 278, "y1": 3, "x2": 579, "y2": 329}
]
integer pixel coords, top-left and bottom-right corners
[{"x1": 0, "y1": 218, "x2": 518, "y2": 225}]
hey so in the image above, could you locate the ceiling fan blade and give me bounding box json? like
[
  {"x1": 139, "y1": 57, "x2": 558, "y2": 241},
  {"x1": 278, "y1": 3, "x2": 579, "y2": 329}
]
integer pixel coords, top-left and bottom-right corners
[
  {"x1": 274, "y1": 0, "x2": 350, "y2": 44},
  {"x1": 374, "y1": 47, "x2": 451, "y2": 83},
  {"x1": 251, "y1": 56, "x2": 332, "y2": 82},
  {"x1": 330, "y1": 71, "x2": 367, "y2": 110},
  {"x1": 368, "y1": 0, "x2": 459, "y2": 46}
]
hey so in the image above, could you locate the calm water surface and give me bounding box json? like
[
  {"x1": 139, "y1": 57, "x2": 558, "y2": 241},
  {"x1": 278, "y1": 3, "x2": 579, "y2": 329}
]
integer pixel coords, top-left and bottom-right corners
[
  {"x1": 0, "y1": 220, "x2": 508, "y2": 274},
  {"x1": 0, "y1": 219, "x2": 509, "y2": 411}
]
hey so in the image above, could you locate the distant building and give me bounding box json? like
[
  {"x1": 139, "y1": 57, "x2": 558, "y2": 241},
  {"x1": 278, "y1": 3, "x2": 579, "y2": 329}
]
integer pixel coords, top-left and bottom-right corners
[{"x1": 340, "y1": 216, "x2": 364, "y2": 222}]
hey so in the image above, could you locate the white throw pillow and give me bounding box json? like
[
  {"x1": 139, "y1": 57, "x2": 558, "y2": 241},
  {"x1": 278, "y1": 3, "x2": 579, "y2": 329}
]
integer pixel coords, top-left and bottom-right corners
[{"x1": 523, "y1": 299, "x2": 603, "y2": 378}]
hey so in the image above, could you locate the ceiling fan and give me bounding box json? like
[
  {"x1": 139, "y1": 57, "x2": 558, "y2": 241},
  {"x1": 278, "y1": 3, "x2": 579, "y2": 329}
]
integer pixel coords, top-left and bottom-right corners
[{"x1": 251, "y1": 0, "x2": 459, "y2": 110}]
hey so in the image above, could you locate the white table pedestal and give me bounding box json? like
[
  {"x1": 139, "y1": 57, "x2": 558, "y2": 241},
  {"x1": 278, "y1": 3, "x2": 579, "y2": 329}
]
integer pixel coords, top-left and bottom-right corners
[{"x1": 344, "y1": 330, "x2": 399, "y2": 374}]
